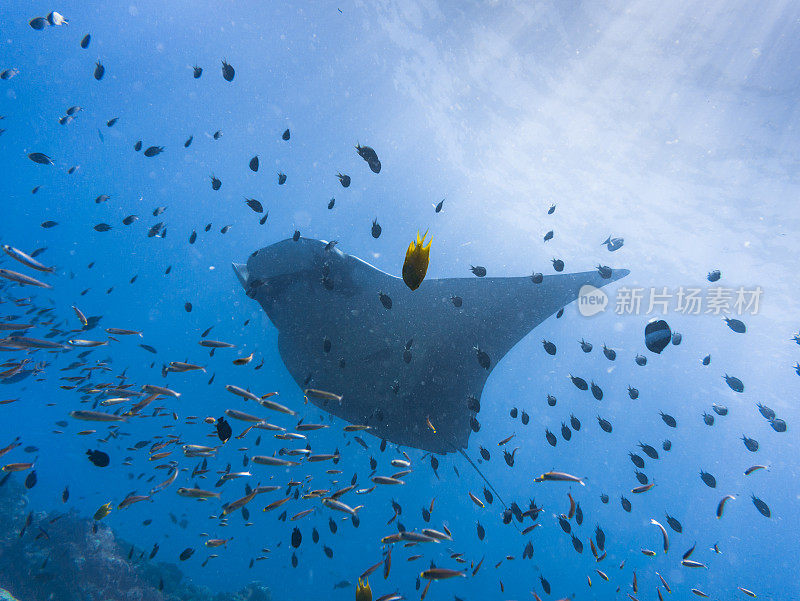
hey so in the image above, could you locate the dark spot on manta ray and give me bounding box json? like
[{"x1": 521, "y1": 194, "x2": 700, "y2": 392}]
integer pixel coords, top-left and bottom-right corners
[{"x1": 232, "y1": 237, "x2": 629, "y2": 453}]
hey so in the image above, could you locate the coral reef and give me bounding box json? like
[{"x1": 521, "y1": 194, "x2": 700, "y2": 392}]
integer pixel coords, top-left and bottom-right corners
[{"x1": 0, "y1": 483, "x2": 270, "y2": 601}]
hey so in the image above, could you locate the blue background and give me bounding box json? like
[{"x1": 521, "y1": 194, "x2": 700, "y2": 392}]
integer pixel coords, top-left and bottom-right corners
[{"x1": 0, "y1": 1, "x2": 798, "y2": 599}]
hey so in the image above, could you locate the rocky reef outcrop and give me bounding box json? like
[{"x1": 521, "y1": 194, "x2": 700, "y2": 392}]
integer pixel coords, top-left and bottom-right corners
[{"x1": 0, "y1": 482, "x2": 271, "y2": 601}]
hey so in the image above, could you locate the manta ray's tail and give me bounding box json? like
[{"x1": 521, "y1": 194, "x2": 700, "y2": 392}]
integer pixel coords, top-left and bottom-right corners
[{"x1": 455, "y1": 446, "x2": 508, "y2": 510}]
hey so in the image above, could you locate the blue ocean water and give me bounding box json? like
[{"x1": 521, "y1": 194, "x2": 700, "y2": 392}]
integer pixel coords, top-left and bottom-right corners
[{"x1": 0, "y1": 1, "x2": 798, "y2": 600}]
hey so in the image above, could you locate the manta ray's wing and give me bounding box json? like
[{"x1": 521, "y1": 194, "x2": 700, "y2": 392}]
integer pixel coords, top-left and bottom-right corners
[
  {"x1": 234, "y1": 240, "x2": 628, "y2": 454},
  {"x1": 426, "y1": 269, "x2": 630, "y2": 366}
]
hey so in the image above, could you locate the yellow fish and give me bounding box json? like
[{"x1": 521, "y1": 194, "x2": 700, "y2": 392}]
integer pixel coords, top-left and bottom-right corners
[
  {"x1": 402, "y1": 231, "x2": 431, "y2": 291},
  {"x1": 356, "y1": 577, "x2": 372, "y2": 601},
  {"x1": 93, "y1": 502, "x2": 113, "y2": 521}
]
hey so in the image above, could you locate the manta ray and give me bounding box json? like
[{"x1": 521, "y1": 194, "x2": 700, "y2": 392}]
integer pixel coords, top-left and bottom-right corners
[{"x1": 233, "y1": 238, "x2": 628, "y2": 455}]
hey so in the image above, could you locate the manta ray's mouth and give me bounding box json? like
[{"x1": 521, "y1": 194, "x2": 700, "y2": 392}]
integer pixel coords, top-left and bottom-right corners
[
  {"x1": 233, "y1": 263, "x2": 268, "y2": 299},
  {"x1": 232, "y1": 263, "x2": 249, "y2": 288}
]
